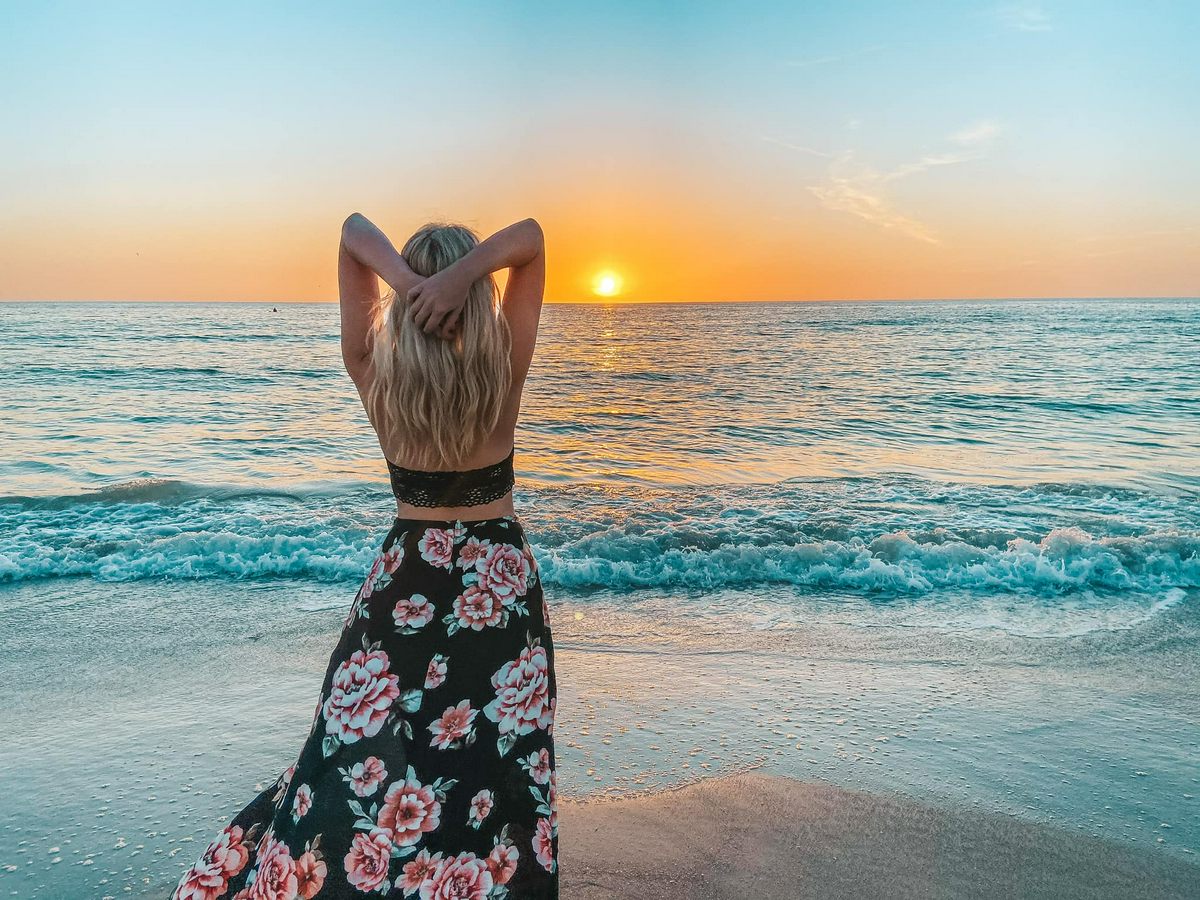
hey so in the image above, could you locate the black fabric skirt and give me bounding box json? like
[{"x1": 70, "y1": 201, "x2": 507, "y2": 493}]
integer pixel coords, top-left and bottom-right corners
[{"x1": 172, "y1": 515, "x2": 559, "y2": 900}]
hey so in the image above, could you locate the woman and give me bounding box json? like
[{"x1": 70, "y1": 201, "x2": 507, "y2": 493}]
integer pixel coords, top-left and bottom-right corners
[{"x1": 172, "y1": 214, "x2": 556, "y2": 899}]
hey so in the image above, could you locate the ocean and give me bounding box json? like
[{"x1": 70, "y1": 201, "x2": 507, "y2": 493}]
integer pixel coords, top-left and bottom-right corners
[{"x1": 2, "y1": 298, "x2": 1198, "y2": 897}]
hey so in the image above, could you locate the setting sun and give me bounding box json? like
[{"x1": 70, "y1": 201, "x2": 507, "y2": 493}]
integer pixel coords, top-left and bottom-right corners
[{"x1": 591, "y1": 270, "x2": 624, "y2": 298}]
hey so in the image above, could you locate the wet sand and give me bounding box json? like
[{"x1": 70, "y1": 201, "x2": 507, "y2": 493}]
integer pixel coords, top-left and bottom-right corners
[
  {"x1": 135, "y1": 770, "x2": 1197, "y2": 899},
  {"x1": 7, "y1": 580, "x2": 1199, "y2": 898},
  {"x1": 557, "y1": 772, "x2": 1198, "y2": 900}
]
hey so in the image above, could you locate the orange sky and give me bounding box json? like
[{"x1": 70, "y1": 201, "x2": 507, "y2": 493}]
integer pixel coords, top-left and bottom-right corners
[
  {"x1": 2, "y1": 4, "x2": 1197, "y2": 303},
  {"x1": 6, "y1": 172, "x2": 1196, "y2": 304}
]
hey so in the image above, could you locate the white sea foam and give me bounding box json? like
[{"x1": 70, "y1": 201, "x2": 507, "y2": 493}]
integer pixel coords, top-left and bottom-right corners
[{"x1": 2, "y1": 480, "x2": 1196, "y2": 609}]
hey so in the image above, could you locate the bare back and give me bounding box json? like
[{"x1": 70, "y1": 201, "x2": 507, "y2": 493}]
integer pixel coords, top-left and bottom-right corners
[{"x1": 338, "y1": 215, "x2": 546, "y2": 520}]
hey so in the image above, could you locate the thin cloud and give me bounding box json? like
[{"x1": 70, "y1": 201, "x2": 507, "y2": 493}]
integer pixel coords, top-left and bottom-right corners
[
  {"x1": 809, "y1": 155, "x2": 943, "y2": 244},
  {"x1": 880, "y1": 151, "x2": 979, "y2": 184},
  {"x1": 951, "y1": 120, "x2": 1003, "y2": 146},
  {"x1": 770, "y1": 120, "x2": 1003, "y2": 245},
  {"x1": 994, "y1": 4, "x2": 1053, "y2": 32},
  {"x1": 759, "y1": 135, "x2": 834, "y2": 159}
]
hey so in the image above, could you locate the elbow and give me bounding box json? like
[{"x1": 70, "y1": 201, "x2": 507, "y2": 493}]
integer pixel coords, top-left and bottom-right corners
[
  {"x1": 342, "y1": 212, "x2": 368, "y2": 239},
  {"x1": 522, "y1": 217, "x2": 544, "y2": 249}
]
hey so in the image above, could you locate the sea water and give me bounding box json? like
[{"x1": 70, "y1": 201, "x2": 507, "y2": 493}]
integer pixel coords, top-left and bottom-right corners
[{"x1": 1, "y1": 298, "x2": 1198, "y2": 897}]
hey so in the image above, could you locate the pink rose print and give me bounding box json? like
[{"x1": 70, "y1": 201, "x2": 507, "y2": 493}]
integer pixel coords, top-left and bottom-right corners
[
  {"x1": 401, "y1": 848, "x2": 444, "y2": 895},
  {"x1": 362, "y1": 546, "x2": 404, "y2": 600},
  {"x1": 242, "y1": 835, "x2": 298, "y2": 900},
  {"x1": 419, "y1": 851, "x2": 493, "y2": 900},
  {"x1": 322, "y1": 649, "x2": 401, "y2": 745},
  {"x1": 173, "y1": 824, "x2": 251, "y2": 900},
  {"x1": 271, "y1": 764, "x2": 296, "y2": 805},
  {"x1": 295, "y1": 851, "x2": 326, "y2": 900},
  {"x1": 455, "y1": 536, "x2": 492, "y2": 571},
  {"x1": 451, "y1": 585, "x2": 504, "y2": 630},
  {"x1": 424, "y1": 654, "x2": 448, "y2": 690},
  {"x1": 190, "y1": 519, "x2": 557, "y2": 900},
  {"x1": 377, "y1": 772, "x2": 442, "y2": 847},
  {"x1": 484, "y1": 641, "x2": 554, "y2": 753},
  {"x1": 346, "y1": 756, "x2": 388, "y2": 798},
  {"x1": 343, "y1": 828, "x2": 392, "y2": 893},
  {"x1": 418, "y1": 527, "x2": 455, "y2": 570},
  {"x1": 522, "y1": 747, "x2": 552, "y2": 785},
  {"x1": 291, "y1": 784, "x2": 312, "y2": 822},
  {"x1": 474, "y1": 542, "x2": 528, "y2": 602},
  {"x1": 393, "y1": 594, "x2": 434, "y2": 633},
  {"x1": 533, "y1": 817, "x2": 556, "y2": 874},
  {"x1": 485, "y1": 842, "x2": 519, "y2": 887},
  {"x1": 428, "y1": 699, "x2": 478, "y2": 750},
  {"x1": 467, "y1": 789, "x2": 493, "y2": 829}
]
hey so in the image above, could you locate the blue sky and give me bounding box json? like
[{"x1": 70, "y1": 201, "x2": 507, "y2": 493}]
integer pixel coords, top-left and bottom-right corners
[{"x1": 2, "y1": 1, "x2": 1197, "y2": 301}]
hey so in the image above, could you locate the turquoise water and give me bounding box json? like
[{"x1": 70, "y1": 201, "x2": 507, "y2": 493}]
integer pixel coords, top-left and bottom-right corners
[
  {"x1": 1, "y1": 299, "x2": 1199, "y2": 897},
  {"x1": 2, "y1": 298, "x2": 1198, "y2": 634}
]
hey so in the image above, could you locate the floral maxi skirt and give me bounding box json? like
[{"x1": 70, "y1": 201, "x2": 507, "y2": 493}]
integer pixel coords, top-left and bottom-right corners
[{"x1": 172, "y1": 515, "x2": 559, "y2": 900}]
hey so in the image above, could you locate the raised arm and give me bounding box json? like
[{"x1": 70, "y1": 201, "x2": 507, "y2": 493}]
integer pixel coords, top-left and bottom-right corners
[
  {"x1": 338, "y1": 213, "x2": 423, "y2": 382},
  {"x1": 494, "y1": 219, "x2": 546, "y2": 386},
  {"x1": 408, "y1": 218, "x2": 544, "y2": 333}
]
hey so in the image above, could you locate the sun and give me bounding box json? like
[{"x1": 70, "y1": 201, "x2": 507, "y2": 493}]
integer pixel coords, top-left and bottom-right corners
[{"x1": 591, "y1": 270, "x2": 624, "y2": 298}]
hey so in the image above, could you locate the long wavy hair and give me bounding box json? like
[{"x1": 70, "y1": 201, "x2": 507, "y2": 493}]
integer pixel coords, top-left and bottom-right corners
[{"x1": 366, "y1": 223, "x2": 512, "y2": 469}]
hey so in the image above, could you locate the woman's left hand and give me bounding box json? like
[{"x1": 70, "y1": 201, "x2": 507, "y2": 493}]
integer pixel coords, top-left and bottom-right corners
[{"x1": 407, "y1": 268, "x2": 469, "y2": 340}]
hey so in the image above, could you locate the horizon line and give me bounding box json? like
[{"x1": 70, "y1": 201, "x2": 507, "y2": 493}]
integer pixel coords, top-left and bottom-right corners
[{"x1": 2, "y1": 295, "x2": 1198, "y2": 306}]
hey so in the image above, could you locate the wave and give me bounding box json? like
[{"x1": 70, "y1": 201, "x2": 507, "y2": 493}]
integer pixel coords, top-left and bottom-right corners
[
  {"x1": 538, "y1": 525, "x2": 1199, "y2": 595},
  {"x1": 1, "y1": 477, "x2": 1197, "y2": 601},
  {"x1": 0, "y1": 530, "x2": 375, "y2": 583},
  {"x1": 0, "y1": 477, "x2": 348, "y2": 510}
]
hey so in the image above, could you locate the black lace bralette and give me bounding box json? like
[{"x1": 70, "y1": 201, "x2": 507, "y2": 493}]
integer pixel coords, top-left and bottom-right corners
[{"x1": 386, "y1": 447, "x2": 516, "y2": 508}]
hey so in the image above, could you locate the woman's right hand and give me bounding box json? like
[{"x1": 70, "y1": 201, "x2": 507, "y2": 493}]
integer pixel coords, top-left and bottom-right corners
[{"x1": 408, "y1": 267, "x2": 470, "y2": 340}]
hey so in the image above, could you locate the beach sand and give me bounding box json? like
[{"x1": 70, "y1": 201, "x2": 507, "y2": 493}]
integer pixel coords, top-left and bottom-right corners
[
  {"x1": 133, "y1": 771, "x2": 1197, "y2": 899},
  {"x1": 557, "y1": 771, "x2": 1198, "y2": 900},
  {"x1": 4, "y1": 577, "x2": 1198, "y2": 898}
]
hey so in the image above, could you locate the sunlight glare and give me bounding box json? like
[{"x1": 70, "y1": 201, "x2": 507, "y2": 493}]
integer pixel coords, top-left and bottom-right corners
[{"x1": 591, "y1": 270, "x2": 623, "y2": 298}]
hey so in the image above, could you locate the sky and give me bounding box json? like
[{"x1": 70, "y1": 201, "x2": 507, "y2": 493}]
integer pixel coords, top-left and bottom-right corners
[{"x1": 1, "y1": 1, "x2": 1198, "y2": 303}]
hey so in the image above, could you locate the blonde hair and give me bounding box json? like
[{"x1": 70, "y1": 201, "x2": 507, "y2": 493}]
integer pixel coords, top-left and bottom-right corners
[{"x1": 366, "y1": 223, "x2": 512, "y2": 469}]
